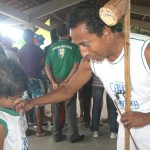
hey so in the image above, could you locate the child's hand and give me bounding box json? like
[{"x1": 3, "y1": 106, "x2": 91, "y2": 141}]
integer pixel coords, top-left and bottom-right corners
[{"x1": 15, "y1": 101, "x2": 33, "y2": 112}]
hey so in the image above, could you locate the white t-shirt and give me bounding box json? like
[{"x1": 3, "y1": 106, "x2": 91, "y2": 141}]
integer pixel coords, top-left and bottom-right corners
[
  {"x1": 91, "y1": 33, "x2": 150, "y2": 150},
  {"x1": 0, "y1": 108, "x2": 28, "y2": 150},
  {"x1": 91, "y1": 33, "x2": 150, "y2": 113}
]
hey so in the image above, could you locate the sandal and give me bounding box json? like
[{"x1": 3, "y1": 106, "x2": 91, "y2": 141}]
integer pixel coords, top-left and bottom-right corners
[
  {"x1": 26, "y1": 129, "x2": 36, "y2": 136},
  {"x1": 36, "y1": 130, "x2": 51, "y2": 137}
]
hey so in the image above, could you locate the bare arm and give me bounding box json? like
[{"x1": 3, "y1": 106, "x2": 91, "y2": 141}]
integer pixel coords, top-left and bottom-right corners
[
  {"x1": 145, "y1": 43, "x2": 150, "y2": 68},
  {"x1": 32, "y1": 57, "x2": 92, "y2": 105},
  {"x1": 17, "y1": 57, "x2": 93, "y2": 111},
  {"x1": 45, "y1": 64, "x2": 58, "y2": 89},
  {"x1": 0, "y1": 125, "x2": 5, "y2": 150}
]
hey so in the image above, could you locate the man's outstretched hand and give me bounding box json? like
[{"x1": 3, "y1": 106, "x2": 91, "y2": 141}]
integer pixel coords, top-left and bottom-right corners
[{"x1": 15, "y1": 101, "x2": 33, "y2": 113}]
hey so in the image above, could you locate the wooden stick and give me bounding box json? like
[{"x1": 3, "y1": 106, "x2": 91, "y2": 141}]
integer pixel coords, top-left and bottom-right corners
[{"x1": 123, "y1": 0, "x2": 131, "y2": 150}]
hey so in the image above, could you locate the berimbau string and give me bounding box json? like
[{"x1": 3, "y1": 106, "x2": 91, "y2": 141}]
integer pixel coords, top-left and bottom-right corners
[{"x1": 114, "y1": 100, "x2": 138, "y2": 150}]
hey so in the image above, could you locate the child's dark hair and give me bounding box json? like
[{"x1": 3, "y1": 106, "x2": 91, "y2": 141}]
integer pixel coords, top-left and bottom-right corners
[
  {"x1": 67, "y1": 1, "x2": 117, "y2": 37},
  {"x1": 0, "y1": 58, "x2": 28, "y2": 98}
]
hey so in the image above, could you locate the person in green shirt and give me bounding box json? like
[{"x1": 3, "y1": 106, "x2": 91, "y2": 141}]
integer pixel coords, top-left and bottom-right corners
[{"x1": 45, "y1": 24, "x2": 84, "y2": 143}]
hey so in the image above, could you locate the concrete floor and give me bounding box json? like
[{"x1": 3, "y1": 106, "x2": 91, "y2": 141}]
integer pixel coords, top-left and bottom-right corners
[{"x1": 28, "y1": 121, "x2": 117, "y2": 150}]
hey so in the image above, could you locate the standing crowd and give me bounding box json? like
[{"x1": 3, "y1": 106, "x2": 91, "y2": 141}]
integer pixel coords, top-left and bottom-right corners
[{"x1": 0, "y1": 23, "x2": 118, "y2": 150}]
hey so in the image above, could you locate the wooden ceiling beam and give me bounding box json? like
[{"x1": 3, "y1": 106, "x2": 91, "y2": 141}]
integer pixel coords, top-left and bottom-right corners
[
  {"x1": 131, "y1": 19, "x2": 150, "y2": 29},
  {"x1": 0, "y1": 2, "x2": 50, "y2": 31},
  {"x1": 26, "y1": 0, "x2": 82, "y2": 19},
  {"x1": 131, "y1": 5, "x2": 150, "y2": 17},
  {"x1": 51, "y1": 14, "x2": 63, "y2": 23},
  {"x1": 0, "y1": 2, "x2": 30, "y2": 23},
  {"x1": 34, "y1": 20, "x2": 51, "y2": 31}
]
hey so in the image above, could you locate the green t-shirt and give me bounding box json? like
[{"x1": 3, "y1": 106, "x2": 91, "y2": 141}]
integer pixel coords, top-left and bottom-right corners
[{"x1": 46, "y1": 39, "x2": 82, "y2": 78}]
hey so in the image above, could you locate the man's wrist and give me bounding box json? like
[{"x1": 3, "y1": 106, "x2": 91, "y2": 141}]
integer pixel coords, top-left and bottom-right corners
[
  {"x1": 147, "y1": 112, "x2": 150, "y2": 124},
  {"x1": 51, "y1": 80, "x2": 56, "y2": 84},
  {"x1": 28, "y1": 100, "x2": 34, "y2": 108},
  {"x1": 145, "y1": 112, "x2": 150, "y2": 125}
]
